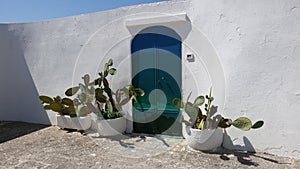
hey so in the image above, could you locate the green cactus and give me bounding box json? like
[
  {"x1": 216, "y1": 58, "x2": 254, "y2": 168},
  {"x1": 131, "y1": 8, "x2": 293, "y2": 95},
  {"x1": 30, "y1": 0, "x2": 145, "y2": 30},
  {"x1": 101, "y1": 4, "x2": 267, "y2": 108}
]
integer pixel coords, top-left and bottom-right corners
[
  {"x1": 94, "y1": 58, "x2": 118, "y2": 113},
  {"x1": 40, "y1": 58, "x2": 144, "y2": 120},
  {"x1": 39, "y1": 95, "x2": 76, "y2": 117},
  {"x1": 93, "y1": 59, "x2": 145, "y2": 120},
  {"x1": 65, "y1": 74, "x2": 97, "y2": 116},
  {"x1": 39, "y1": 96, "x2": 53, "y2": 104},
  {"x1": 251, "y1": 120, "x2": 264, "y2": 129},
  {"x1": 231, "y1": 117, "x2": 253, "y2": 131},
  {"x1": 117, "y1": 85, "x2": 145, "y2": 104},
  {"x1": 64, "y1": 59, "x2": 145, "y2": 120},
  {"x1": 172, "y1": 88, "x2": 264, "y2": 131},
  {"x1": 65, "y1": 87, "x2": 80, "y2": 96}
]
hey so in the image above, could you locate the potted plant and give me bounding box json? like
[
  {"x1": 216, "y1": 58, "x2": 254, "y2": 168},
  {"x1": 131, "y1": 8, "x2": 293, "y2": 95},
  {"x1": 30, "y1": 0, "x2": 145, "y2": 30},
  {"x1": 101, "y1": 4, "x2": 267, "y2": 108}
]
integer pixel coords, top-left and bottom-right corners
[
  {"x1": 93, "y1": 83, "x2": 144, "y2": 136},
  {"x1": 173, "y1": 88, "x2": 264, "y2": 151},
  {"x1": 66, "y1": 59, "x2": 144, "y2": 136},
  {"x1": 40, "y1": 73, "x2": 102, "y2": 130},
  {"x1": 39, "y1": 94, "x2": 92, "y2": 131}
]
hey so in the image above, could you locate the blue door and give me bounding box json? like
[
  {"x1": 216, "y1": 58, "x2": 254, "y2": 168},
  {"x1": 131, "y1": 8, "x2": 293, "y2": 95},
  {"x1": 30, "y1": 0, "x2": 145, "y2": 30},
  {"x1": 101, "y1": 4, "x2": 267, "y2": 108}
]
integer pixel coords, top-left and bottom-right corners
[{"x1": 131, "y1": 26, "x2": 182, "y2": 135}]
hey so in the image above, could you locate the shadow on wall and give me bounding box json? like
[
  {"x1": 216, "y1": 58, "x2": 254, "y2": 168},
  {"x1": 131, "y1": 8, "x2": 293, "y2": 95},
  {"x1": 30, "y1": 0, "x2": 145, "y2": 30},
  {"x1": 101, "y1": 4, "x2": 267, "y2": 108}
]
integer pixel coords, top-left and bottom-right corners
[
  {"x1": 223, "y1": 130, "x2": 256, "y2": 153},
  {"x1": 0, "y1": 25, "x2": 50, "y2": 124}
]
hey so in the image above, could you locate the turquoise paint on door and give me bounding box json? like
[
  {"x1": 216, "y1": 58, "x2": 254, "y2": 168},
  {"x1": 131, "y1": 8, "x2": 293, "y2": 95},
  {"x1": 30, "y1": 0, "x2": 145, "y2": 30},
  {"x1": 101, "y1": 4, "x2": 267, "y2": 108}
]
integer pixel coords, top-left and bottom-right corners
[{"x1": 131, "y1": 26, "x2": 182, "y2": 135}]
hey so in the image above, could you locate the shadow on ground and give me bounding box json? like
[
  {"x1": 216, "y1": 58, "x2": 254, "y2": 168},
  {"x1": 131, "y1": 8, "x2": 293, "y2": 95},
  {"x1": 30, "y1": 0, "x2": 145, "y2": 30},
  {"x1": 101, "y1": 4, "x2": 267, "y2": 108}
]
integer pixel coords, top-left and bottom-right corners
[
  {"x1": 202, "y1": 147, "x2": 292, "y2": 167},
  {"x1": 103, "y1": 133, "x2": 175, "y2": 149},
  {"x1": 199, "y1": 131, "x2": 293, "y2": 167},
  {"x1": 1, "y1": 123, "x2": 298, "y2": 168},
  {"x1": 37, "y1": 125, "x2": 293, "y2": 167},
  {"x1": 85, "y1": 130, "x2": 183, "y2": 158},
  {"x1": 0, "y1": 121, "x2": 49, "y2": 143}
]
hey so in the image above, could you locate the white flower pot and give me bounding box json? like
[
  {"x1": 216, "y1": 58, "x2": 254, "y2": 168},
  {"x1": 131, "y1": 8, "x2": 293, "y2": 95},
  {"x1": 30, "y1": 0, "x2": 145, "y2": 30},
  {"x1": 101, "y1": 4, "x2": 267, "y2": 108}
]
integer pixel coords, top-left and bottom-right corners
[
  {"x1": 182, "y1": 123, "x2": 189, "y2": 139},
  {"x1": 96, "y1": 116, "x2": 126, "y2": 136},
  {"x1": 184, "y1": 125, "x2": 224, "y2": 151},
  {"x1": 56, "y1": 115, "x2": 91, "y2": 130}
]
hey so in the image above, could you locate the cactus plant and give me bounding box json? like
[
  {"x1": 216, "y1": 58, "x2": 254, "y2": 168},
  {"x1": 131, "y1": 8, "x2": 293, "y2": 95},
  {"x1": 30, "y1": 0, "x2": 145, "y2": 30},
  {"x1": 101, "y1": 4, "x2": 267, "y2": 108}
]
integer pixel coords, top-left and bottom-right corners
[
  {"x1": 39, "y1": 95, "x2": 77, "y2": 117},
  {"x1": 173, "y1": 88, "x2": 264, "y2": 131},
  {"x1": 39, "y1": 58, "x2": 144, "y2": 133},
  {"x1": 40, "y1": 75, "x2": 97, "y2": 117},
  {"x1": 94, "y1": 58, "x2": 118, "y2": 114},
  {"x1": 64, "y1": 59, "x2": 144, "y2": 120},
  {"x1": 65, "y1": 74, "x2": 98, "y2": 117},
  {"x1": 93, "y1": 59, "x2": 144, "y2": 119}
]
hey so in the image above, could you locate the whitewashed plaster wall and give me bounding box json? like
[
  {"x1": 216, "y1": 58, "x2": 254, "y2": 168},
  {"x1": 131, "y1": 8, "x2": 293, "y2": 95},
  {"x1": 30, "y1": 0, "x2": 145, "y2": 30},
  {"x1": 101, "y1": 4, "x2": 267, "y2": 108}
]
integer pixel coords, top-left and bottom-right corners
[
  {"x1": 0, "y1": 24, "x2": 51, "y2": 124},
  {"x1": 0, "y1": 0, "x2": 299, "y2": 158},
  {"x1": 0, "y1": 0, "x2": 189, "y2": 125},
  {"x1": 186, "y1": 0, "x2": 300, "y2": 159}
]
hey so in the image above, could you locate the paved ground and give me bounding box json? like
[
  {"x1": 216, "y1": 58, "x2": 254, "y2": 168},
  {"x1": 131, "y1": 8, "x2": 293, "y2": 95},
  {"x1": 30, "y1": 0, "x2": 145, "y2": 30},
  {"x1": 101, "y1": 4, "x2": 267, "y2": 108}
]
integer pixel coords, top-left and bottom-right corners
[{"x1": 0, "y1": 122, "x2": 299, "y2": 169}]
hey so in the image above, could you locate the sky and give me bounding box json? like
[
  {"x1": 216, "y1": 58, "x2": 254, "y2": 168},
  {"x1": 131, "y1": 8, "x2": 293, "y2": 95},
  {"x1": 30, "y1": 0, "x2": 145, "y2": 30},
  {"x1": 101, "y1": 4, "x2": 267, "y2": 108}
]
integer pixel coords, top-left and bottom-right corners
[{"x1": 0, "y1": 0, "x2": 167, "y2": 23}]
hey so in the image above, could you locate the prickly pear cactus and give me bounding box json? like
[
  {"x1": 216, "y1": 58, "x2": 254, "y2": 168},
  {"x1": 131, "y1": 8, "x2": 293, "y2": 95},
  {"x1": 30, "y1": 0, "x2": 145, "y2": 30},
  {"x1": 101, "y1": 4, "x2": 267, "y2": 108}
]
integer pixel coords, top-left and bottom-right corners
[
  {"x1": 39, "y1": 95, "x2": 76, "y2": 116},
  {"x1": 40, "y1": 58, "x2": 144, "y2": 120},
  {"x1": 231, "y1": 117, "x2": 253, "y2": 131},
  {"x1": 172, "y1": 88, "x2": 264, "y2": 131}
]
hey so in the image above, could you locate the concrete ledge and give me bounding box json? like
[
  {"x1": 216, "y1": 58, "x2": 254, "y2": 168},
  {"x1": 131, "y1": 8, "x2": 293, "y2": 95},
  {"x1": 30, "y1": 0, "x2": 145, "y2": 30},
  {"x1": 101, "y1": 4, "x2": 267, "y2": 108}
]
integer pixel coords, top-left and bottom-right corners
[{"x1": 125, "y1": 13, "x2": 188, "y2": 27}]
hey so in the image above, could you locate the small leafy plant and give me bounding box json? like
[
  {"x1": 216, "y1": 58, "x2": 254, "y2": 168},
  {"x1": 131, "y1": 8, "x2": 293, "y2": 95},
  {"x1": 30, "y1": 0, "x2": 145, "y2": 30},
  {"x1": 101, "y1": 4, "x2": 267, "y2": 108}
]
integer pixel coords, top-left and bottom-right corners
[{"x1": 173, "y1": 88, "x2": 264, "y2": 131}]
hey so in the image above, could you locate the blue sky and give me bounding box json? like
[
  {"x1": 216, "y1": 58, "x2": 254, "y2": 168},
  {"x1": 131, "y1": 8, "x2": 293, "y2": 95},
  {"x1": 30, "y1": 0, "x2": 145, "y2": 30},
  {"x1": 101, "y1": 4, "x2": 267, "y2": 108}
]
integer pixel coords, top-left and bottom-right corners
[{"x1": 0, "y1": 0, "x2": 167, "y2": 23}]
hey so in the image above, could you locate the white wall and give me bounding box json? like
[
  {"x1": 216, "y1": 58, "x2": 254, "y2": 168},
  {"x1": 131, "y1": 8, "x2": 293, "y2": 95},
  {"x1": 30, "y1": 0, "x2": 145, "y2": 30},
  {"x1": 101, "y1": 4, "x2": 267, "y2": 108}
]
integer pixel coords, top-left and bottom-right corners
[
  {"x1": 187, "y1": 0, "x2": 300, "y2": 159},
  {"x1": 0, "y1": 0, "x2": 299, "y2": 158},
  {"x1": 0, "y1": 24, "x2": 51, "y2": 124}
]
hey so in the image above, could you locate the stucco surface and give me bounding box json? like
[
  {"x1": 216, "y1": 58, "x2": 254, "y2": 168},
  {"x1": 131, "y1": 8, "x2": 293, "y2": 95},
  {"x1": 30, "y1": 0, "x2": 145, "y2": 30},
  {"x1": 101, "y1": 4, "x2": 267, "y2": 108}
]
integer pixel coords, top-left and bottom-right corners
[
  {"x1": 0, "y1": 0, "x2": 299, "y2": 158},
  {"x1": 187, "y1": 0, "x2": 300, "y2": 158}
]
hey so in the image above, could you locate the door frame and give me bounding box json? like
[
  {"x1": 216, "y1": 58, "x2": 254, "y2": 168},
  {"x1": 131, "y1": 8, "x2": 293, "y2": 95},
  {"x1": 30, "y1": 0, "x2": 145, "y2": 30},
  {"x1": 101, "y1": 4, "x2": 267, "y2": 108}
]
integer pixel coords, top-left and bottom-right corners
[{"x1": 125, "y1": 13, "x2": 192, "y2": 133}]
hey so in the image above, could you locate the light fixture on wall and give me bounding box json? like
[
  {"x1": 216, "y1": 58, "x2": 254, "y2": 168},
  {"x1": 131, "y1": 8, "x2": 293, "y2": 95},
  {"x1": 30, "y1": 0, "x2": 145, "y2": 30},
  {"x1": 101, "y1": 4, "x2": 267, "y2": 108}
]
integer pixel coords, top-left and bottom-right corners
[{"x1": 186, "y1": 53, "x2": 194, "y2": 62}]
